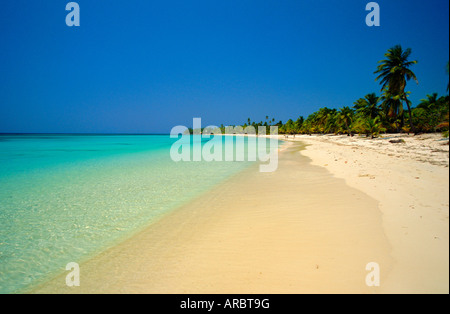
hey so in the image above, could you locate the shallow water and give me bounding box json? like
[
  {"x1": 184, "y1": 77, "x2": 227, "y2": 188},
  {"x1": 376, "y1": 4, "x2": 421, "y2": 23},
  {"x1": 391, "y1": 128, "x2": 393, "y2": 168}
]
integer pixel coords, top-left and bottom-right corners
[{"x1": 0, "y1": 134, "x2": 275, "y2": 293}]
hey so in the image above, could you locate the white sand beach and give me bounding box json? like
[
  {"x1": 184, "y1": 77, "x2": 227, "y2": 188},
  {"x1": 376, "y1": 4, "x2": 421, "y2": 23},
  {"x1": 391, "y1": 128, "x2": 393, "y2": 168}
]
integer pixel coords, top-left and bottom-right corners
[
  {"x1": 31, "y1": 134, "x2": 449, "y2": 294},
  {"x1": 289, "y1": 133, "x2": 449, "y2": 293}
]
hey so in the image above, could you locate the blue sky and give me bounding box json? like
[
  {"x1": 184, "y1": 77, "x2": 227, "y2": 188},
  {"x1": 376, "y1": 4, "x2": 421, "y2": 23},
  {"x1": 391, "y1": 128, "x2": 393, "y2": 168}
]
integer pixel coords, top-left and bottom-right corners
[{"x1": 0, "y1": 0, "x2": 449, "y2": 133}]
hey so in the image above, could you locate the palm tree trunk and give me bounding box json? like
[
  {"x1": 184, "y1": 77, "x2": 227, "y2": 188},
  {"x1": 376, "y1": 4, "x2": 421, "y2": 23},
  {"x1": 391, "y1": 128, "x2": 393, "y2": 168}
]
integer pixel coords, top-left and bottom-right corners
[
  {"x1": 404, "y1": 97, "x2": 415, "y2": 134},
  {"x1": 400, "y1": 114, "x2": 404, "y2": 132}
]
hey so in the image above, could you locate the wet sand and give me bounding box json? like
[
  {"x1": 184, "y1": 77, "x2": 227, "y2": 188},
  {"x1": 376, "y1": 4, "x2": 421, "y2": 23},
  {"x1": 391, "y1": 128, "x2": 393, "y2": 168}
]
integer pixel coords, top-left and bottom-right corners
[{"x1": 32, "y1": 142, "x2": 392, "y2": 294}]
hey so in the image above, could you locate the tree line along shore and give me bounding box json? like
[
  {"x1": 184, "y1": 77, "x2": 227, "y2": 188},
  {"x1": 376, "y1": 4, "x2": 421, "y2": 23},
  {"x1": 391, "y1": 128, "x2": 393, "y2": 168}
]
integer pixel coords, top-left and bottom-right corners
[{"x1": 193, "y1": 46, "x2": 449, "y2": 139}]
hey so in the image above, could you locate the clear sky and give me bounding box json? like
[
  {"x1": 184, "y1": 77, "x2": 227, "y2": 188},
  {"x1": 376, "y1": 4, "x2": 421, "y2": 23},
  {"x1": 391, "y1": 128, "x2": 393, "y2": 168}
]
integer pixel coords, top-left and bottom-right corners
[{"x1": 1, "y1": 0, "x2": 449, "y2": 133}]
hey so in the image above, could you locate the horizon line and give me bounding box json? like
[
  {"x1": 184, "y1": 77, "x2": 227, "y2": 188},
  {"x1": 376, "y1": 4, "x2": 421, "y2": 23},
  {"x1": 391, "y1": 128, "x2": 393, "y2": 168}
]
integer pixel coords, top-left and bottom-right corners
[{"x1": 0, "y1": 133, "x2": 171, "y2": 136}]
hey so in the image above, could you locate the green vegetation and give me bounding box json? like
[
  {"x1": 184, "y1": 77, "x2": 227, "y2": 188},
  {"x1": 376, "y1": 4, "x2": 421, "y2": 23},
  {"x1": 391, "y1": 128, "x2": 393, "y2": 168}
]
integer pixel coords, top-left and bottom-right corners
[{"x1": 233, "y1": 46, "x2": 449, "y2": 139}]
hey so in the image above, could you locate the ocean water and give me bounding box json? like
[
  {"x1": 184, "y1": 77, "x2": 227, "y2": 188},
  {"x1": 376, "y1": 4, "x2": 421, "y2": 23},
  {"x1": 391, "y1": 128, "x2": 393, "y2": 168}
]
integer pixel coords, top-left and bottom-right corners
[{"x1": 0, "y1": 134, "x2": 276, "y2": 293}]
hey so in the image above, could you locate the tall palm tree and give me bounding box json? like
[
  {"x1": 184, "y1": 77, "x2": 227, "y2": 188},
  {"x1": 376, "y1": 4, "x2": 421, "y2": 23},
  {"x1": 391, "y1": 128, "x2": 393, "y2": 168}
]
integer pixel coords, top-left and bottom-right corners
[
  {"x1": 380, "y1": 89, "x2": 405, "y2": 131},
  {"x1": 375, "y1": 45, "x2": 418, "y2": 132}
]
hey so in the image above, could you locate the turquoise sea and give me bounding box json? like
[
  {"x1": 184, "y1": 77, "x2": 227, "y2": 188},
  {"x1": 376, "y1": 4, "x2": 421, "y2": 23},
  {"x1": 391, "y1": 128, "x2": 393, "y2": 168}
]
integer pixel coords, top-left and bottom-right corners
[{"x1": 0, "y1": 134, "x2": 274, "y2": 293}]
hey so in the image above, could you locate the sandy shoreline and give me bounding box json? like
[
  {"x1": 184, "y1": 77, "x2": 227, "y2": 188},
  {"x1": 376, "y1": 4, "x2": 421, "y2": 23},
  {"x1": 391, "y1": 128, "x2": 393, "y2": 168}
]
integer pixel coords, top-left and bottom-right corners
[
  {"x1": 286, "y1": 133, "x2": 449, "y2": 293},
  {"x1": 31, "y1": 134, "x2": 449, "y2": 294}
]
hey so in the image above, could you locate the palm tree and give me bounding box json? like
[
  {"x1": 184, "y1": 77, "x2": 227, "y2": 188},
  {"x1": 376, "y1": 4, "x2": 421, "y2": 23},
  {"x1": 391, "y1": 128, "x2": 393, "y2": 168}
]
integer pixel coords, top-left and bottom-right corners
[
  {"x1": 337, "y1": 106, "x2": 354, "y2": 135},
  {"x1": 417, "y1": 93, "x2": 444, "y2": 132},
  {"x1": 295, "y1": 116, "x2": 304, "y2": 132},
  {"x1": 324, "y1": 111, "x2": 338, "y2": 134},
  {"x1": 285, "y1": 119, "x2": 295, "y2": 134},
  {"x1": 354, "y1": 93, "x2": 381, "y2": 119},
  {"x1": 380, "y1": 89, "x2": 405, "y2": 131},
  {"x1": 375, "y1": 45, "x2": 418, "y2": 132},
  {"x1": 364, "y1": 117, "x2": 385, "y2": 139},
  {"x1": 418, "y1": 93, "x2": 439, "y2": 111},
  {"x1": 315, "y1": 107, "x2": 334, "y2": 133}
]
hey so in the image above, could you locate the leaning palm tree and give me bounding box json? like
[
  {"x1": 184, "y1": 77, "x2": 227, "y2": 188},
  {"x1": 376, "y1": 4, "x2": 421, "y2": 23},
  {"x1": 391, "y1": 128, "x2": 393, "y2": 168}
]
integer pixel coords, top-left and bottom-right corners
[{"x1": 375, "y1": 45, "x2": 418, "y2": 132}]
